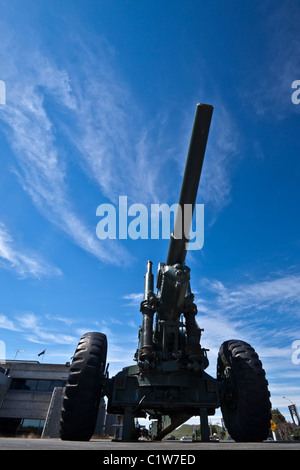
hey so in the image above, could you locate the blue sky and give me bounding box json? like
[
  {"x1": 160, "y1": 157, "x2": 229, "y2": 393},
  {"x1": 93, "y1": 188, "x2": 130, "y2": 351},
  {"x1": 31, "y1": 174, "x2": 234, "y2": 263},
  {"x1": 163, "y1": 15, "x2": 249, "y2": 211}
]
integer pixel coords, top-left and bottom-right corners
[{"x1": 0, "y1": 0, "x2": 299, "y2": 426}]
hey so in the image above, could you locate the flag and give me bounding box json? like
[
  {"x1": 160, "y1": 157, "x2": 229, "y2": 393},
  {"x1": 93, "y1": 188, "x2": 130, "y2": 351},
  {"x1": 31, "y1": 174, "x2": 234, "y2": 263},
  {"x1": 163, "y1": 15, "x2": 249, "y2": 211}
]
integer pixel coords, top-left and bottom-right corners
[{"x1": 38, "y1": 349, "x2": 46, "y2": 357}]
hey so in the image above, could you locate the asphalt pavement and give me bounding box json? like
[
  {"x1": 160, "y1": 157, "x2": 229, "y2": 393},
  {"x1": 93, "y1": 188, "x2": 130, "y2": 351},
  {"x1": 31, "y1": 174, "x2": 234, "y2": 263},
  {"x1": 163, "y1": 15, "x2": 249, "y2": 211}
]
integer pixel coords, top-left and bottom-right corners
[{"x1": 0, "y1": 437, "x2": 299, "y2": 451}]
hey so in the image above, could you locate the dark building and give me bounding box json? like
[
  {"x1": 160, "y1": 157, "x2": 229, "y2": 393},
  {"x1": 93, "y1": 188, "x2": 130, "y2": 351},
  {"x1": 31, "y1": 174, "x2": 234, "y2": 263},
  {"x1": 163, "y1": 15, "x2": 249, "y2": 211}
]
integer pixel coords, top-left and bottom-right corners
[
  {"x1": 0, "y1": 359, "x2": 117, "y2": 438},
  {"x1": 0, "y1": 360, "x2": 69, "y2": 435}
]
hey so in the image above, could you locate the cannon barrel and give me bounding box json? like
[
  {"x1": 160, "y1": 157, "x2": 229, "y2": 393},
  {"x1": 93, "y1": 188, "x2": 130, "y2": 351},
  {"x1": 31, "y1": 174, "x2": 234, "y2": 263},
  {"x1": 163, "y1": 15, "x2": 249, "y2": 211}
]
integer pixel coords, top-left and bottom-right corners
[{"x1": 166, "y1": 103, "x2": 213, "y2": 266}]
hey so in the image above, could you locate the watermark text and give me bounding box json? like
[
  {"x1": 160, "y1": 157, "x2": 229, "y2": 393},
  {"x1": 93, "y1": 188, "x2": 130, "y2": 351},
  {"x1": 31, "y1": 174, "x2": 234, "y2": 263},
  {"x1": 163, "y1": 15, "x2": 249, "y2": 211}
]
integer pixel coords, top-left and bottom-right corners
[
  {"x1": 0, "y1": 80, "x2": 6, "y2": 105},
  {"x1": 291, "y1": 80, "x2": 300, "y2": 104},
  {"x1": 96, "y1": 196, "x2": 204, "y2": 251},
  {"x1": 292, "y1": 340, "x2": 300, "y2": 365}
]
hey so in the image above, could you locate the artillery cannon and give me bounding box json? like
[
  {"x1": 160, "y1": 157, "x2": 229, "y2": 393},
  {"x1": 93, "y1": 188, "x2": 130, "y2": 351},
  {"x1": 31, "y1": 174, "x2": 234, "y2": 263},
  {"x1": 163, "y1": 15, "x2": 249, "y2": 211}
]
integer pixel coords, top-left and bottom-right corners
[{"x1": 60, "y1": 104, "x2": 272, "y2": 442}]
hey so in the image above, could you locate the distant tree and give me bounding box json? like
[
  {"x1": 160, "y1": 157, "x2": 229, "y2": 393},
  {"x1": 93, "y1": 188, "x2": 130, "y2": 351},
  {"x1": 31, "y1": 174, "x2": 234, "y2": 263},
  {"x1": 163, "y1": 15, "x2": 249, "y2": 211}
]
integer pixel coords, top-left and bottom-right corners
[
  {"x1": 293, "y1": 427, "x2": 300, "y2": 440},
  {"x1": 271, "y1": 408, "x2": 294, "y2": 440},
  {"x1": 272, "y1": 408, "x2": 286, "y2": 425}
]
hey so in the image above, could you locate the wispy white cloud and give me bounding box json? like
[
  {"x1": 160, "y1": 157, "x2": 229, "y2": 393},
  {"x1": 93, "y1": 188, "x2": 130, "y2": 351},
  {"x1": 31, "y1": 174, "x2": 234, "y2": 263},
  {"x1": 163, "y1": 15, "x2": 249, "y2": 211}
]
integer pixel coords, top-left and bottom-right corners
[
  {"x1": 0, "y1": 22, "x2": 181, "y2": 268},
  {"x1": 122, "y1": 292, "x2": 143, "y2": 306},
  {"x1": 0, "y1": 314, "x2": 19, "y2": 331},
  {"x1": 0, "y1": 19, "x2": 243, "y2": 273},
  {"x1": 0, "y1": 222, "x2": 61, "y2": 278},
  {"x1": 58, "y1": 34, "x2": 170, "y2": 208},
  {"x1": 14, "y1": 312, "x2": 78, "y2": 345},
  {"x1": 200, "y1": 273, "x2": 300, "y2": 315},
  {"x1": 198, "y1": 105, "x2": 240, "y2": 220},
  {"x1": 195, "y1": 272, "x2": 300, "y2": 373},
  {"x1": 242, "y1": 1, "x2": 300, "y2": 118},
  {"x1": 0, "y1": 37, "x2": 132, "y2": 265}
]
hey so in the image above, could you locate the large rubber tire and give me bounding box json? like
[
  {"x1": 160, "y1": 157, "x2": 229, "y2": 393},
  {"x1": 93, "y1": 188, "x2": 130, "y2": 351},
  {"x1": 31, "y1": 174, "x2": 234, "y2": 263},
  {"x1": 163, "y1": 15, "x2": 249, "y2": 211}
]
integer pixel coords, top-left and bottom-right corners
[
  {"x1": 217, "y1": 339, "x2": 271, "y2": 442},
  {"x1": 60, "y1": 332, "x2": 107, "y2": 441}
]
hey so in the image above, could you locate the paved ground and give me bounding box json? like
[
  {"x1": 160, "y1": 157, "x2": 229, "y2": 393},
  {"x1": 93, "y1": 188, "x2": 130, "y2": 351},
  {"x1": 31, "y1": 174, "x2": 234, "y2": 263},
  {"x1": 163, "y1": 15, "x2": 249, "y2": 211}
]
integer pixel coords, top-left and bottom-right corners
[{"x1": 0, "y1": 437, "x2": 299, "y2": 451}]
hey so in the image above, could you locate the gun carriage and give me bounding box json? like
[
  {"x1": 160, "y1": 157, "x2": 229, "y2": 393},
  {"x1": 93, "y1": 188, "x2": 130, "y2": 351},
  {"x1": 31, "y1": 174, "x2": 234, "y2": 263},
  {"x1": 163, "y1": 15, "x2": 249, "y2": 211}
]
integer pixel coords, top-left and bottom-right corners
[{"x1": 60, "y1": 104, "x2": 271, "y2": 442}]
